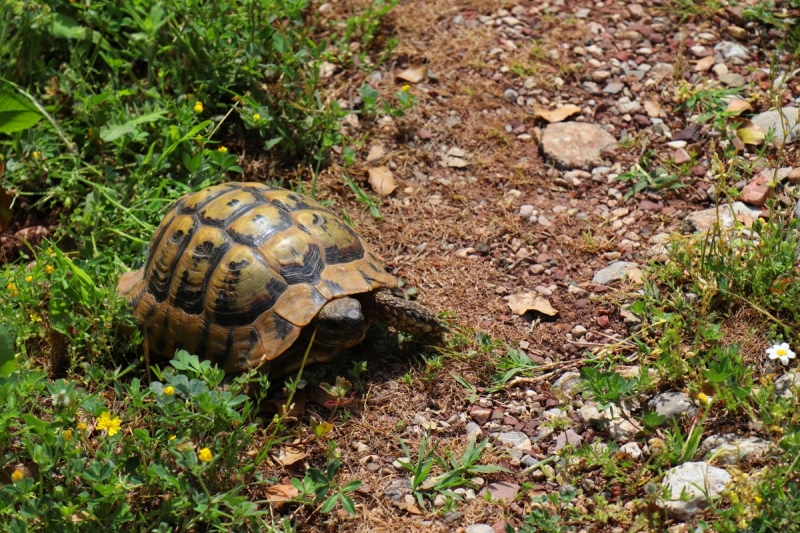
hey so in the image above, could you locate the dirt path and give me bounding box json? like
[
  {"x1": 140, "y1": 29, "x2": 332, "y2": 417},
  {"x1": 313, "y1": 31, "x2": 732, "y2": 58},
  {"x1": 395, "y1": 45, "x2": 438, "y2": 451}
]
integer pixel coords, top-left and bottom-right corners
[{"x1": 285, "y1": 0, "x2": 800, "y2": 531}]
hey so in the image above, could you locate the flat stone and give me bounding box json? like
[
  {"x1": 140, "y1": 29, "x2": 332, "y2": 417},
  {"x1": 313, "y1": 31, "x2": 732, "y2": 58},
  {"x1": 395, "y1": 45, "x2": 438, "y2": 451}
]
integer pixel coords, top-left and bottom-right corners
[
  {"x1": 552, "y1": 371, "x2": 582, "y2": 397},
  {"x1": 659, "y1": 462, "x2": 732, "y2": 521},
  {"x1": 497, "y1": 431, "x2": 532, "y2": 451},
  {"x1": 719, "y1": 72, "x2": 747, "y2": 87},
  {"x1": 608, "y1": 418, "x2": 639, "y2": 442},
  {"x1": 466, "y1": 422, "x2": 484, "y2": 438},
  {"x1": 788, "y1": 168, "x2": 800, "y2": 184},
  {"x1": 603, "y1": 82, "x2": 625, "y2": 94},
  {"x1": 592, "y1": 261, "x2": 639, "y2": 285},
  {"x1": 649, "y1": 62, "x2": 674, "y2": 79},
  {"x1": 714, "y1": 41, "x2": 750, "y2": 60},
  {"x1": 740, "y1": 173, "x2": 772, "y2": 206},
  {"x1": 673, "y1": 148, "x2": 691, "y2": 164},
  {"x1": 466, "y1": 525, "x2": 495, "y2": 533},
  {"x1": 541, "y1": 122, "x2": 617, "y2": 170},
  {"x1": 751, "y1": 107, "x2": 799, "y2": 144},
  {"x1": 775, "y1": 371, "x2": 800, "y2": 398},
  {"x1": 682, "y1": 202, "x2": 762, "y2": 233},
  {"x1": 384, "y1": 478, "x2": 412, "y2": 502},
  {"x1": 504, "y1": 88, "x2": 520, "y2": 102},
  {"x1": 578, "y1": 402, "x2": 612, "y2": 429},
  {"x1": 619, "y1": 441, "x2": 643, "y2": 459},
  {"x1": 648, "y1": 391, "x2": 697, "y2": 420},
  {"x1": 470, "y1": 408, "x2": 492, "y2": 424},
  {"x1": 699, "y1": 434, "x2": 778, "y2": 465},
  {"x1": 480, "y1": 481, "x2": 520, "y2": 503},
  {"x1": 617, "y1": 97, "x2": 641, "y2": 114}
]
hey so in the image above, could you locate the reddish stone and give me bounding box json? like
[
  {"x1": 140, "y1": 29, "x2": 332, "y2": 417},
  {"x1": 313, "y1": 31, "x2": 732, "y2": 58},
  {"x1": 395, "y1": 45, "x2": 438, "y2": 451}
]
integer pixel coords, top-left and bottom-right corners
[
  {"x1": 597, "y1": 315, "x2": 610, "y2": 327},
  {"x1": 638, "y1": 199, "x2": 663, "y2": 211},
  {"x1": 593, "y1": 285, "x2": 609, "y2": 293},
  {"x1": 741, "y1": 173, "x2": 772, "y2": 206},
  {"x1": 503, "y1": 416, "x2": 519, "y2": 426}
]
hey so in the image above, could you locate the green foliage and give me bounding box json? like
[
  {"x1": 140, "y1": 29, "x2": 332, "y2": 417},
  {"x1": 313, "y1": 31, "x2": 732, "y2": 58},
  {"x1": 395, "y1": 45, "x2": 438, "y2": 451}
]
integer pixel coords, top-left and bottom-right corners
[
  {"x1": 397, "y1": 435, "x2": 508, "y2": 508},
  {"x1": 0, "y1": 89, "x2": 42, "y2": 134},
  {"x1": 0, "y1": 353, "x2": 265, "y2": 530},
  {"x1": 291, "y1": 458, "x2": 361, "y2": 515}
]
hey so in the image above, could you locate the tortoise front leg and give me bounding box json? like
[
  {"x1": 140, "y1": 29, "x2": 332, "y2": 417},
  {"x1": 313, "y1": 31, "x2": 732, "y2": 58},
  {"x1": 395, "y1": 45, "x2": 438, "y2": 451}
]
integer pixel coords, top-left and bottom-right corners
[{"x1": 357, "y1": 289, "x2": 447, "y2": 342}]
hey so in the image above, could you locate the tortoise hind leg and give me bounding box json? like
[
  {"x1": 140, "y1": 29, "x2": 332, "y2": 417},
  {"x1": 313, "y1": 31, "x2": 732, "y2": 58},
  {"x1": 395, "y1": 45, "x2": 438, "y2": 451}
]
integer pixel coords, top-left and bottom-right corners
[{"x1": 358, "y1": 289, "x2": 446, "y2": 342}]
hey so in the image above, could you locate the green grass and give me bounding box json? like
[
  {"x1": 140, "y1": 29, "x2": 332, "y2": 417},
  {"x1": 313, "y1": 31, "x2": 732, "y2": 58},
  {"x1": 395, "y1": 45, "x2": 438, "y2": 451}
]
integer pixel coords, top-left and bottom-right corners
[{"x1": 0, "y1": 0, "x2": 423, "y2": 530}]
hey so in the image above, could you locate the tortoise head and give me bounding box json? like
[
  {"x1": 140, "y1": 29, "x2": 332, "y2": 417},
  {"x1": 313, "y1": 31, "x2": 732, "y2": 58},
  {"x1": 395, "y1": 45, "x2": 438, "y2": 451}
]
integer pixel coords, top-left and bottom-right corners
[{"x1": 312, "y1": 297, "x2": 368, "y2": 349}]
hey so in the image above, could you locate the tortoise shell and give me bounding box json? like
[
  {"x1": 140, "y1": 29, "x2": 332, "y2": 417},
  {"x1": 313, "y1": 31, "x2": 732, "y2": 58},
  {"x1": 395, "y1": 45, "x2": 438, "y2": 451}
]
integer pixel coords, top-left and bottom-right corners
[{"x1": 117, "y1": 182, "x2": 397, "y2": 373}]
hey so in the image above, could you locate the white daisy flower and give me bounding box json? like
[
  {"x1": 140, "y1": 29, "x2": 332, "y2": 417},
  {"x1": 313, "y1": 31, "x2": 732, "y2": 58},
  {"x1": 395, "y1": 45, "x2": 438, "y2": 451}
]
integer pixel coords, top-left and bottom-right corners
[{"x1": 767, "y1": 342, "x2": 796, "y2": 366}]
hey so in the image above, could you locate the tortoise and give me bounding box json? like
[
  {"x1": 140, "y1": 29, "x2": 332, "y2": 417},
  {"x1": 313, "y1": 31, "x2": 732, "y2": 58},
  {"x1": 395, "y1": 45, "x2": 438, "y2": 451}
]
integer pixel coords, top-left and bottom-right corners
[{"x1": 117, "y1": 182, "x2": 445, "y2": 377}]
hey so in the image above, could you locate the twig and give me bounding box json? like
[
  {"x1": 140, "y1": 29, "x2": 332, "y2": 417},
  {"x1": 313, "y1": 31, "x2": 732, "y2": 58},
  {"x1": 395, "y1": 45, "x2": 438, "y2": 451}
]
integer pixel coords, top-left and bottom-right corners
[
  {"x1": 207, "y1": 100, "x2": 240, "y2": 142},
  {"x1": 504, "y1": 367, "x2": 573, "y2": 389}
]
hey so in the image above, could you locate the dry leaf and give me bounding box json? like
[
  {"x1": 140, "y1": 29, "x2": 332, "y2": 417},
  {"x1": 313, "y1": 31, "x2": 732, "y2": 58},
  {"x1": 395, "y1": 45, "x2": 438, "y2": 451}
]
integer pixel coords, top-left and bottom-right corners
[
  {"x1": 693, "y1": 56, "x2": 715, "y2": 72},
  {"x1": 507, "y1": 293, "x2": 558, "y2": 316},
  {"x1": 726, "y1": 99, "x2": 752, "y2": 115},
  {"x1": 396, "y1": 63, "x2": 427, "y2": 84},
  {"x1": 626, "y1": 267, "x2": 644, "y2": 285},
  {"x1": 532, "y1": 104, "x2": 582, "y2": 123},
  {"x1": 264, "y1": 483, "x2": 299, "y2": 507},
  {"x1": 70, "y1": 511, "x2": 91, "y2": 523},
  {"x1": 273, "y1": 446, "x2": 308, "y2": 467},
  {"x1": 368, "y1": 166, "x2": 397, "y2": 196},
  {"x1": 366, "y1": 144, "x2": 385, "y2": 163},
  {"x1": 737, "y1": 120, "x2": 766, "y2": 145},
  {"x1": 393, "y1": 501, "x2": 424, "y2": 514},
  {"x1": 643, "y1": 99, "x2": 661, "y2": 118},
  {"x1": 319, "y1": 61, "x2": 337, "y2": 79}
]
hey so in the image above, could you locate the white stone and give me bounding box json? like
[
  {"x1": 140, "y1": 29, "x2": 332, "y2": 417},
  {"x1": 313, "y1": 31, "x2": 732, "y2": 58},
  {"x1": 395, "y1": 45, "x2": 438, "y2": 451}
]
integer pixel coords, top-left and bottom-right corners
[{"x1": 659, "y1": 462, "x2": 732, "y2": 521}]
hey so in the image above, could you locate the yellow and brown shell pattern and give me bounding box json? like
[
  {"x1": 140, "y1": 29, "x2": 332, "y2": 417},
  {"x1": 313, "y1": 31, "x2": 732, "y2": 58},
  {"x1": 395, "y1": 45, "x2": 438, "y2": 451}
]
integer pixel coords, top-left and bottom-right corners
[{"x1": 117, "y1": 182, "x2": 397, "y2": 373}]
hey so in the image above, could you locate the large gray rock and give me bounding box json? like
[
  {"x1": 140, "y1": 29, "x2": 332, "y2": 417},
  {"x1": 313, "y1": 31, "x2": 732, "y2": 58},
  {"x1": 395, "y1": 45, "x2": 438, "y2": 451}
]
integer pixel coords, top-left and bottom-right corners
[
  {"x1": 648, "y1": 391, "x2": 697, "y2": 420},
  {"x1": 683, "y1": 202, "x2": 762, "y2": 233},
  {"x1": 465, "y1": 525, "x2": 495, "y2": 533},
  {"x1": 592, "y1": 261, "x2": 639, "y2": 285},
  {"x1": 541, "y1": 122, "x2": 618, "y2": 169},
  {"x1": 775, "y1": 371, "x2": 800, "y2": 398},
  {"x1": 699, "y1": 434, "x2": 779, "y2": 465},
  {"x1": 497, "y1": 431, "x2": 532, "y2": 451},
  {"x1": 659, "y1": 462, "x2": 732, "y2": 521},
  {"x1": 751, "y1": 107, "x2": 799, "y2": 144},
  {"x1": 714, "y1": 41, "x2": 750, "y2": 60}
]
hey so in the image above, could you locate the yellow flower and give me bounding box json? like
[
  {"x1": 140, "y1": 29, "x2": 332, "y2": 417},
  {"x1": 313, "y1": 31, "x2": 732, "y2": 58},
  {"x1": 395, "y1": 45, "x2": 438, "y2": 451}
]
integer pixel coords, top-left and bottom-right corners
[
  {"x1": 197, "y1": 447, "x2": 213, "y2": 462},
  {"x1": 96, "y1": 411, "x2": 121, "y2": 436},
  {"x1": 163, "y1": 385, "x2": 175, "y2": 396},
  {"x1": 697, "y1": 392, "x2": 709, "y2": 405},
  {"x1": 25, "y1": 275, "x2": 33, "y2": 283},
  {"x1": 11, "y1": 470, "x2": 23, "y2": 483},
  {"x1": 193, "y1": 101, "x2": 204, "y2": 113},
  {"x1": 32, "y1": 151, "x2": 40, "y2": 160},
  {"x1": 754, "y1": 495, "x2": 763, "y2": 504},
  {"x1": 6, "y1": 283, "x2": 16, "y2": 292},
  {"x1": 253, "y1": 113, "x2": 261, "y2": 121},
  {"x1": 169, "y1": 435, "x2": 176, "y2": 441},
  {"x1": 77, "y1": 422, "x2": 87, "y2": 431},
  {"x1": 63, "y1": 429, "x2": 73, "y2": 442},
  {"x1": 30, "y1": 313, "x2": 42, "y2": 323},
  {"x1": 45, "y1": 265, "x2": 54, "y2": 275},
  {"x1": 217, "y1": 146, "x2": 228, "y2": 153},
  {"x1": 401, "y1": 84, "x2": 410, "y2": 92}
]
